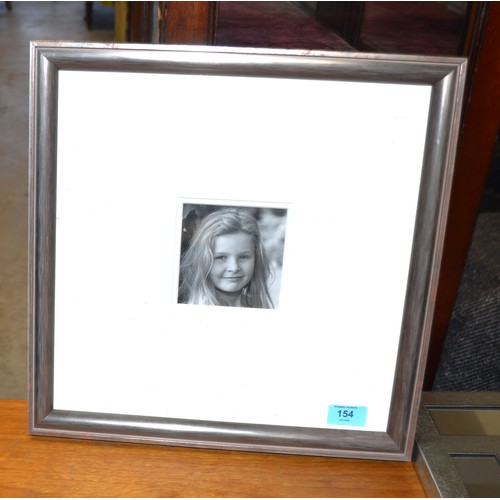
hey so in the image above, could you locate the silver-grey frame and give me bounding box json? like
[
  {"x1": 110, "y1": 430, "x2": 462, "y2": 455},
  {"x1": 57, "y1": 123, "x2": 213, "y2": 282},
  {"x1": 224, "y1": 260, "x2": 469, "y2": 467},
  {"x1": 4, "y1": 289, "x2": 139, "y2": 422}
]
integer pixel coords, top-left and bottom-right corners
[
  {"x1": 28, "y1": 41, "x2": 467, "y2": 461},
  {"x1": 415, "y1": 392, "x2": 500, "y2": 496}
]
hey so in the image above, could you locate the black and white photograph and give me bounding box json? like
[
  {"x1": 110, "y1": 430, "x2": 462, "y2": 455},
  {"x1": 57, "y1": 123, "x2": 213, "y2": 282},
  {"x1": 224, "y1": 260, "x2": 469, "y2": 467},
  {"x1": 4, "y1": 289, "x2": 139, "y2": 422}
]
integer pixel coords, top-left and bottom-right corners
[{"x1": 178, "y1": 203, "x2": 287, "y2": 309}]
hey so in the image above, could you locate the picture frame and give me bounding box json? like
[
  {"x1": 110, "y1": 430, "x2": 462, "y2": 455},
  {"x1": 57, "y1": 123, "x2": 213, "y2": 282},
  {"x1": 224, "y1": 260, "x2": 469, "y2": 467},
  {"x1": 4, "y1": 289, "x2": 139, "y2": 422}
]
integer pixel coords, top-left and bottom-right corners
[
  {"x1": 28, "y1": 41, "x2": 466, "y2": 460},
  {"x1": 415, "y1": 392, "x2": 500, "y2": 496}
]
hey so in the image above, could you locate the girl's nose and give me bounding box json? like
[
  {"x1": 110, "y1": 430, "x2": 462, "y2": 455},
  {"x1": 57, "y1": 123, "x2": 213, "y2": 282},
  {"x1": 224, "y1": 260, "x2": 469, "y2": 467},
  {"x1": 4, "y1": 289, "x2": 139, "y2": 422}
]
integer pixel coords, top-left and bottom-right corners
[{"x1": 226, "y1": 258, "x2": 240, "y2": 272}]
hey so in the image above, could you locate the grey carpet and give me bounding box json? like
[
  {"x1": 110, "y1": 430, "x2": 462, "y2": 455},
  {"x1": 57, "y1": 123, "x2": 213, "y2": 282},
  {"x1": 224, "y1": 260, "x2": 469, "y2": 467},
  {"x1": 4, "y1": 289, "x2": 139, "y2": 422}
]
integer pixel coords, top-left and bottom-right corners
[{"x1": 433, "y1": 212, "x2": 500, "y2": 391}]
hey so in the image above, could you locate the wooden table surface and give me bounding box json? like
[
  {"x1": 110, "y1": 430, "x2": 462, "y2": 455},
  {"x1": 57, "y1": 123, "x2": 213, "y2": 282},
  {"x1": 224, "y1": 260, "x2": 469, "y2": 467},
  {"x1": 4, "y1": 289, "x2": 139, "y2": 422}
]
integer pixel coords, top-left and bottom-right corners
[{"x1": 0, "y1": 400, "x2": 425, "y2": 497}]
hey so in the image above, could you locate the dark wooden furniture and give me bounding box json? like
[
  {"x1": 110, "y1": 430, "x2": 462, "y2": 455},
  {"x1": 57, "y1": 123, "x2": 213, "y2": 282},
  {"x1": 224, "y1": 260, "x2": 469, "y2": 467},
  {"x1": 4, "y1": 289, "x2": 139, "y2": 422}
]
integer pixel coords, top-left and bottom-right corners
[
  {"x1": 314, "y1": 1, "x2": 364, "y2": 47},
  {"x1": 128, "y1": 1, "x2": 216, "y2": 44},
  {"x1": 424, "y1": 2, "x2": 500, "y2": 388},
  {"x1": 0, "y1": 400, "x2": 425, "y2": 497}
]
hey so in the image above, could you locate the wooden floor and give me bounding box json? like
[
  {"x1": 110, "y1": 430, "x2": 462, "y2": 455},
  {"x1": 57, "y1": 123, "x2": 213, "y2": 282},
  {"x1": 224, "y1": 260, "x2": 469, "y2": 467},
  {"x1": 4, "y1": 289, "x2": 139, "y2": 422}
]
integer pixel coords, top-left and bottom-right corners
[{"x1": 0, "y1": 400, "x2": 426, "y2": 497}]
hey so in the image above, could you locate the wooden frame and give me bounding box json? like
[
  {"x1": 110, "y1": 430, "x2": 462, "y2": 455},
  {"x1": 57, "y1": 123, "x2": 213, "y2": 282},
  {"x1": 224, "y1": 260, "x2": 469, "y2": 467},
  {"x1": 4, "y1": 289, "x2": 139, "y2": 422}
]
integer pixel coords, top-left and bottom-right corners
[{"x1": 28, "y1": 42, "x2": 466, "y2": 460}]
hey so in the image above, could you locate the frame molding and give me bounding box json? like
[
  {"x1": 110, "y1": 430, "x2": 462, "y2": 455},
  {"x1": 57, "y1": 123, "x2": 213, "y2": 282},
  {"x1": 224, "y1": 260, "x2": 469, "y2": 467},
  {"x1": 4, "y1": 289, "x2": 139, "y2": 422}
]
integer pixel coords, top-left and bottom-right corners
[{"x1": 28, "y1": 42, "x2": 466, "y2": 460}]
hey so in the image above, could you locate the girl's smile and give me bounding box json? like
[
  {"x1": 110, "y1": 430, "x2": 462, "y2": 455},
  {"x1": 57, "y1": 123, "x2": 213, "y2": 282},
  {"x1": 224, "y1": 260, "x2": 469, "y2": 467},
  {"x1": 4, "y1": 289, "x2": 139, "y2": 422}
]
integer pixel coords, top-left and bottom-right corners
[{"x1": 209, "y1": 231, "x2": 255, "y2": 298}]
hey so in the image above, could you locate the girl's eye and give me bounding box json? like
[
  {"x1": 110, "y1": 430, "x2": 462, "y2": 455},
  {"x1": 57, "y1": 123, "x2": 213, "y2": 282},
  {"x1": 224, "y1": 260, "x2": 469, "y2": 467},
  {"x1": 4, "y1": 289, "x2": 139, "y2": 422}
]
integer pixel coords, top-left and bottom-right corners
[{"x1": 215, "y1": 255, "x2": 226, "y2": 261}]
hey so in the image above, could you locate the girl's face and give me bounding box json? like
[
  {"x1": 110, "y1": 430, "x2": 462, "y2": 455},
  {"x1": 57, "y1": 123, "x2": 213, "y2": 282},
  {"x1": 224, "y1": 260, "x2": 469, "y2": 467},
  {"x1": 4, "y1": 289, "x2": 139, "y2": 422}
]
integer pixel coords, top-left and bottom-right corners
[{"x1": 209, "y1": 231, "x2": 255, "y2": 296}]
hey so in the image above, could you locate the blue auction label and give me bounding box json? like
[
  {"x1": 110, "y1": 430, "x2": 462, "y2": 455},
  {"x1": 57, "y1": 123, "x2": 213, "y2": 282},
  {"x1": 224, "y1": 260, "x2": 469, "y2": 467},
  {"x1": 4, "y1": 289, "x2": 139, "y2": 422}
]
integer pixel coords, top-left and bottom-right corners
[{"x1": 327, "y1": 405, "x2": 367, "y2": 427}]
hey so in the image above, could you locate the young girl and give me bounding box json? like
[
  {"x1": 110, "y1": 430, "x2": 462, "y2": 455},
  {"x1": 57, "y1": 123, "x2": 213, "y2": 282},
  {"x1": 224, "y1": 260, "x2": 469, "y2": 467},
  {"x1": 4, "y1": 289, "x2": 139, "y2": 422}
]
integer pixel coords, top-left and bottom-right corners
[{"x1": 178, "y1": 207, "x2": 274, "y2": 308}]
